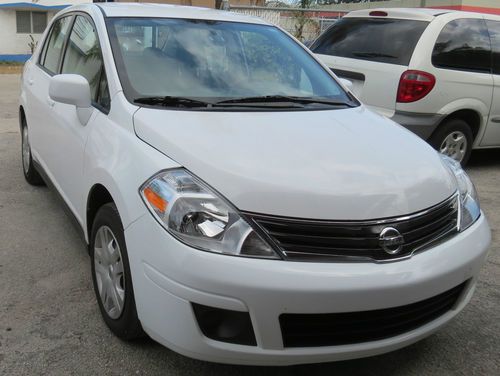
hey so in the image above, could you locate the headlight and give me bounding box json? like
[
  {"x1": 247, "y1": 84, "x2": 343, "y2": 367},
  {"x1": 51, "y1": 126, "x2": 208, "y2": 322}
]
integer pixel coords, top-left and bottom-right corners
[
  {"x1": 440, "y1": 154, "x2": 480, "y2": 231},
  {"x1": 140, "y1": 169, "x2": 279, "y2": 259}
]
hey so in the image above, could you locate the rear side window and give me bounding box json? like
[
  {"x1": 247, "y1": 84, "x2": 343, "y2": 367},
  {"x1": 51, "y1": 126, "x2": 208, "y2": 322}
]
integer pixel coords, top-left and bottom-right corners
[
  {"x1": 432, "y1": 18, "x2": 491, "y2": 73},
  {"x1": 487, "y1": 20, "x2": 500, "y2": 75},
  {"x1": 40, "y1": 16, "x2": 72, "y2": 74},
  {"x1": 62, "y1": 16, "x2": 109, "y2": 109},
  {"x1": 311, "y1": 17, "x2": 429, "y2": 66}
]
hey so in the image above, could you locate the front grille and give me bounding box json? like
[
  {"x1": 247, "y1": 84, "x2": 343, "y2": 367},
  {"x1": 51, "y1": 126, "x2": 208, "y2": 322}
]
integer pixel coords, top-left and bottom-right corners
[
  {"x1": 279, "y1": 281, "x2": 468, "y2": 348},
  {"x1": 245, "y1": 193, "x2": 459, "y2": 262}
]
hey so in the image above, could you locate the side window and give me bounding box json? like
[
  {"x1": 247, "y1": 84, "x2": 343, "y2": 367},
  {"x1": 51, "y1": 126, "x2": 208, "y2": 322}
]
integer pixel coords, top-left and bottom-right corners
[
  {"x1": 432, "y1": 18, "x2": 492, "y2": 73},
  {"x1": 61, "y1": 16, "x2": 109, "y2": 109},
  {"x1": 487, "y1": 20, "x2": 500, "y2": 75},
  {"x1": 40, "y1": 16, "x2": 72, "y2": 74}
]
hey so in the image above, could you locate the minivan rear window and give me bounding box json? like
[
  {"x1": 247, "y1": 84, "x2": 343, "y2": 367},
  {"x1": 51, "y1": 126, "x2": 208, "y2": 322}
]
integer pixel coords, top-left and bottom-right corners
[{"x1": 311, "y1": 17, "x2": 429, "y2": 66}]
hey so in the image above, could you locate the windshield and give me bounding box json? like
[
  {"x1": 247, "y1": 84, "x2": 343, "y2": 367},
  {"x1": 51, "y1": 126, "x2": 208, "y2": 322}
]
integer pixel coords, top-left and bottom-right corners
[
  {"x1": 311, "y1": 18, "x2": 429, "y2": 66},
  {"x1": 106, "y1": 18, "x2": 354, "y2": 108}
]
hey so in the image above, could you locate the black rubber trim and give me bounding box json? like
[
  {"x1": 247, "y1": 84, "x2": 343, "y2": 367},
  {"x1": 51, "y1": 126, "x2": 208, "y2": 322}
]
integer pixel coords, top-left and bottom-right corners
[
  {"x1": 94, "y1": 3, "x2": 107, "y2": 18},
  {"x1": 329, "y1": 68, "x2": 365, "y2": 81},
  {"x1": 279, "y1": 280, "x2": 469, "y2": 347},
  {"x1": 192, "y1": 303, "x2": 257, "y2": 346}
]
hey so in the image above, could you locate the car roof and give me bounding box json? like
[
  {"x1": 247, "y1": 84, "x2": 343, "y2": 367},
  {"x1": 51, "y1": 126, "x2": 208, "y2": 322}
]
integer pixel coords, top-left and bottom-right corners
[
  {"x1": 78, "y1": 3, "x2": 270, "y2": 25},
  {"x1": 345, "y1": 7, "x2": 500, "y2": 22},
  {"x1": 344, "y1": 7, "x2": 454, "y2": 21}
]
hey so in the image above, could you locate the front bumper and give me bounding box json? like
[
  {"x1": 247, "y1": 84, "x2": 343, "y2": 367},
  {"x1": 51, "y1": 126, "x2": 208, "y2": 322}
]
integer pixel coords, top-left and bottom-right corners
[
  {"x1": 125, "y1": 212, "x2": 490, "y2": 365},
  {"x1": 391, "y1": 111, "x2": 444, "y2": 140}
]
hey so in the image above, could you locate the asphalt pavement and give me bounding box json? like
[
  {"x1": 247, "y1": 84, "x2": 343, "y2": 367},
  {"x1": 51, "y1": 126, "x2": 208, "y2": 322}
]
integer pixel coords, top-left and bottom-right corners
[{"x1": 0, "y1": 74, "x2": 499, "y2": 375}]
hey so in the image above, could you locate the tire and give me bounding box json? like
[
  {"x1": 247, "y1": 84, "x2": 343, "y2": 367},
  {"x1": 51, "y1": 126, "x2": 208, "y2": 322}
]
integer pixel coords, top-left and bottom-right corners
[
  {"x1": 90, "y1": 203, "x2": 144, "y2": 340},
  {"x1": 429, "y1": 118, "x2": 473, "y2": 166},
  {"x1": 21, "y1": 119, "x2": 45, "y2": 186}
]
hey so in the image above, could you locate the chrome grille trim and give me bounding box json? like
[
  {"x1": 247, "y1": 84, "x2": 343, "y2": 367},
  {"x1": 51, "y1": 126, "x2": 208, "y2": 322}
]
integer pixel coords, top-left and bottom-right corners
[{"x1": 243, "y1": 193, "x2": 459, "y2": 262}]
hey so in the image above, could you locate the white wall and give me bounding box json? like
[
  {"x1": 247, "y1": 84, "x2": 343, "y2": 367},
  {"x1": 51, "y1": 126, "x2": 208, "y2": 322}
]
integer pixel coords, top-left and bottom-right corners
[
  {"x1": 0, "y1": 0, "x2": 91, "y2": 55},
  {"x1": 0, "y1": 10, "x2": 59, "y2": 55}
]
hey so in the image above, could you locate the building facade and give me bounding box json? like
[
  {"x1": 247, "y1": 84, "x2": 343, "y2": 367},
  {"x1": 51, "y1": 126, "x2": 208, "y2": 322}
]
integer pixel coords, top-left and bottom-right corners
[{"x1": 0, "y1": 0, "x2": 89, "y2": 61}]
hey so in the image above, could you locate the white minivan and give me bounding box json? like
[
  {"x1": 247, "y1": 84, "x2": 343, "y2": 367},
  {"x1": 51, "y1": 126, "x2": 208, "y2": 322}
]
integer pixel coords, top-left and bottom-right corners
[
  {"x1": 312, "y1": 8, "x2": 500, "y2": 165},
  {"x1": 19, "y1": 3, "x2": 490, "y2": 366}
]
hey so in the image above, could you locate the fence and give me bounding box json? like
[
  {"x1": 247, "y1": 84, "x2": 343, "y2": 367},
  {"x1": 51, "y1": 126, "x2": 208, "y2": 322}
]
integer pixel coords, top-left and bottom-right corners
[{"x1": 230, "y1": 6, "x2": 348, "y2": 41}]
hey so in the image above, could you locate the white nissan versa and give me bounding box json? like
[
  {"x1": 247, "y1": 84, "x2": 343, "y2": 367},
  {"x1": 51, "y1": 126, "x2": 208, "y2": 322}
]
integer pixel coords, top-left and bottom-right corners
[{"x1": 19, "y1": 3, "x2": 490, "y2": 366}]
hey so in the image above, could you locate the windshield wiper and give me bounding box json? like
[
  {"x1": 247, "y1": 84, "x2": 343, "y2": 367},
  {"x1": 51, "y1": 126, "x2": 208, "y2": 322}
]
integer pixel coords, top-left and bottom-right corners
[
  {"x1": 214, "y1": 95, "x2": 355, "y2": 107},
  {"x1": 133, "y1": 95, "x2": 356, "y2": 109},
  {"x1": 352, "y1": 52, "x2": 398, "y2": 59},
  {"x1": 133, "y1": 96, "x2": 212, "y2": 108}
]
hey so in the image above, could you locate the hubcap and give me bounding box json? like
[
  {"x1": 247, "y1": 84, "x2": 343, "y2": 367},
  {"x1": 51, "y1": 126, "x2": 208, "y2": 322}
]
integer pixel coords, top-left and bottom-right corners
[
  {"x1": 439, "y1": 131, "x2": 467, "y2": 163},
  {"x1": 94, "y1": 226, "x2": 125, "y2": 319},
  {"x1": 22, "y1": 126, "x2": 31, "y2": 172}
]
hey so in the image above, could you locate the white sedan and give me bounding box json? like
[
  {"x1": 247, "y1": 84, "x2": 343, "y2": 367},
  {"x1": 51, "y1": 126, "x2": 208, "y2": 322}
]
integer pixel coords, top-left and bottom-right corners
[{"x1": 19, "y1": 3, "x2": 490, "y2": 366}]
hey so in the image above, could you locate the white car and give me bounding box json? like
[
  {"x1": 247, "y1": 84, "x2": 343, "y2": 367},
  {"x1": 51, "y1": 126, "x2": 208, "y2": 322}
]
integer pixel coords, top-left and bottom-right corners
[
  {"x1": 19, "y1": 3, "x2": 490, "y2": 366},
  {"x1": 312, "y1": 8, "x2": 500, "y2": 165}
]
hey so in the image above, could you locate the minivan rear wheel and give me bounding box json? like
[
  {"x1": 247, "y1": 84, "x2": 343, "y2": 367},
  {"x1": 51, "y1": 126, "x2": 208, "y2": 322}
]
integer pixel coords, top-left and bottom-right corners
[{"x1": 429, "y1": 119, "x2": 473, "y2": 166}]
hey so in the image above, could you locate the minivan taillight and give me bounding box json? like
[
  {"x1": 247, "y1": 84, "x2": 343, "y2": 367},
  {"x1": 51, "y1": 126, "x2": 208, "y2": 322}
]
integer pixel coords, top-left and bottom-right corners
[{"x1": 397, "y1": 70, "x2": 436, "y2": 103}]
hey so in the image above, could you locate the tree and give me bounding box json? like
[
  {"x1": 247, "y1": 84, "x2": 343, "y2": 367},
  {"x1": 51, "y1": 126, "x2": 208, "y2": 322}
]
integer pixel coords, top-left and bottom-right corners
[{"x1": 292, "y1": 0, "x2": 319, "y2": 41}]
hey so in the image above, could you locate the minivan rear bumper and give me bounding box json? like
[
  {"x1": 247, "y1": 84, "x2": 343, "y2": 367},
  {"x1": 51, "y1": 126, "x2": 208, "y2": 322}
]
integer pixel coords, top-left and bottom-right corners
[{"x1": 391, "y1": 111, "x2": 444, "y2": 139}]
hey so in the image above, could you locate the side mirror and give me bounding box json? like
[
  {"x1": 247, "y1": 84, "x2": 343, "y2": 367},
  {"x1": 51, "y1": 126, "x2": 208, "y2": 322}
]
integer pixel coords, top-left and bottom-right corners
[
  {"x1": 339, "y1": 78, "x2": 353, "y2": 91},
  {"x1": 49, "y1": 74, "x2": 93, "y2": 125}
]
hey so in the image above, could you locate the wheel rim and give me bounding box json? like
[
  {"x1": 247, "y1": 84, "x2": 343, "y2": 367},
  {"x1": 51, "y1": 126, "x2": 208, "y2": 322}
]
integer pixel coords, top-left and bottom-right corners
[
  {"x1": 439, "y1": 131, "x2": 468, "y2": 163},
  {"x1": 22, "y1": 126, "x2": 31, "y2": 173},
  {"x1": 94, "y1": 226, "x2": 125, "y2": 319}
]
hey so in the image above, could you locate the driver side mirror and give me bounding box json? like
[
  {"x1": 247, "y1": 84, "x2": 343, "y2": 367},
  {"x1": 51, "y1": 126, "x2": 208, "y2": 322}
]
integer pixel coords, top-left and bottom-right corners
[{"x1": 49, "y1": 74, "x2": 93, "y2": 125}]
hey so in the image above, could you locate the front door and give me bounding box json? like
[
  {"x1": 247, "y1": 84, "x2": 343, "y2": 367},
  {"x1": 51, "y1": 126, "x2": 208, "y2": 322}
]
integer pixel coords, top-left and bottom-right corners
[
  {"x1": 46, "y1": 14, "x2": 110, "y2": 221},
  {"x1": 26, "y1": 15, "x2": 73, "y2": 182},
  {"x1": 27, "y1": 13, "x2": 110, "y2": 226}
]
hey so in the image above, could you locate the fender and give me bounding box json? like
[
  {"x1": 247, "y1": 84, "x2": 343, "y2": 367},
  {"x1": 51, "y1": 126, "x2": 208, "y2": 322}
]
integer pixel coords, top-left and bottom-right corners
[
  {"x1": 437, "y1": 98, "x2": 489, "y2": 147},
  {"x1": 82, "y1": 93, "x2": 180, "y2": 241}
]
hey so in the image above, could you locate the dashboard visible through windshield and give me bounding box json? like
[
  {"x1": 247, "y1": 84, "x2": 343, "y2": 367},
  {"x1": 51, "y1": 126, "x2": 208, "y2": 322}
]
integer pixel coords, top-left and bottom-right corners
[{"x1": 106, "y1": 17, "x2": 357, "y2": 110}]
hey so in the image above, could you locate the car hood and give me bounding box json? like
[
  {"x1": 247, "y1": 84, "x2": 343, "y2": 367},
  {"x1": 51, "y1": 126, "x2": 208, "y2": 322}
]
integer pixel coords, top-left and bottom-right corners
[{"x1": 133, "y1": 106, "x2": 456, "y2": 220}]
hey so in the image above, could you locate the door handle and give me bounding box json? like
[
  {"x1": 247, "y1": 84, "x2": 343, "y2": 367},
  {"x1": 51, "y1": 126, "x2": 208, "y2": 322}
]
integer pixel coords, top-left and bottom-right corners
[
  {"x1": 28, "y1": 79, "x2": 34, "y2": 86},
  {"x1": 491, "y1": 117, "x2": 500, "y2": 124},
  {"x1": 46, "y1": 97, "x2": 55, "y2": 107}
]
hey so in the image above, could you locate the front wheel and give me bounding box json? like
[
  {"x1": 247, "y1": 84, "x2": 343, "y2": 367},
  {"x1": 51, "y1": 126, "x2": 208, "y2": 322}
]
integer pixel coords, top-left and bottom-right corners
[
  {"x1": 90, "y1": 203, "x2": 144, "y2": 340},
  {"x1": 429, "y1": 119, "x2": 473, "y2": 166}
]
